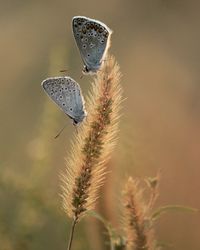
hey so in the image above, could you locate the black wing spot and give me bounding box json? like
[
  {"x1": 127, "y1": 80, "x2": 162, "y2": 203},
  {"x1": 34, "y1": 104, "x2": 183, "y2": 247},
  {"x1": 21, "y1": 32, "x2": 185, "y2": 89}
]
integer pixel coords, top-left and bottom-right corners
[{"x1": 89, "y1": 43, "x2": 95, "y2": 48}]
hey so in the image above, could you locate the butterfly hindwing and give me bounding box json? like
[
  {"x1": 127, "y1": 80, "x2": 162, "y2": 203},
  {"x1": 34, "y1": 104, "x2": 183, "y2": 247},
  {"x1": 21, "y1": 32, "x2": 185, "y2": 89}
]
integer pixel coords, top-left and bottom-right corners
[
  {"x1": 72, "y1": 16, "x2": 112, "y2": 73},
  {"x1": 41, "y1": 77, "x2": 86, "y2": 124}
]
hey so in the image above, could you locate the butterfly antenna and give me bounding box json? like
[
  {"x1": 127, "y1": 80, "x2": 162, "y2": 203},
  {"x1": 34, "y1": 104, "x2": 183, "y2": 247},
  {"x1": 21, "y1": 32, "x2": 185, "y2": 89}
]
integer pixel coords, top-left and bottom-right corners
[
  {"x1": 54, "y1": 124, "x2": 68, "y2": 139},
  {"x1": 80, "y1": 73, "x2": 84, "y2": 79},
  {"x1": 59, "y1": 69, "x2": 68, "y2": 73}
]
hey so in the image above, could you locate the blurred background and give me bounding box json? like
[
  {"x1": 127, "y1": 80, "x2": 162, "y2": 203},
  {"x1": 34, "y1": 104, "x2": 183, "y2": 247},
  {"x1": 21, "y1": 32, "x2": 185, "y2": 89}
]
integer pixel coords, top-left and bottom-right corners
[{"x1": 0, "y1": 0, "x2": 200, "y2": 249}]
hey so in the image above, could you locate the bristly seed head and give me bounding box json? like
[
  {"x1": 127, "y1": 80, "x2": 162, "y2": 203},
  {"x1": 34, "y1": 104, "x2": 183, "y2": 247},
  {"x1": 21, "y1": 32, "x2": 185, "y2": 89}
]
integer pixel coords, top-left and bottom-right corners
[
  {"x1": 61, "y1": 55, "x2": 122, "y2": 221},
  {"x1": 122, "y1": 177, "x2": 155, "y2": 250}
]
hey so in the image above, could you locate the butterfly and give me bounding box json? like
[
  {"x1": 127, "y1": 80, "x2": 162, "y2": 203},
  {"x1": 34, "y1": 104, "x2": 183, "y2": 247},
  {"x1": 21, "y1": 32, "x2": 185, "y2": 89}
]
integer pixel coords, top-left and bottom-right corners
[
  {"x1": 41, "y1": 76, "x2": 87, "y2": 125},
  {"x1": 72, "y1": 16, "x2": 112, "y2": 74}
]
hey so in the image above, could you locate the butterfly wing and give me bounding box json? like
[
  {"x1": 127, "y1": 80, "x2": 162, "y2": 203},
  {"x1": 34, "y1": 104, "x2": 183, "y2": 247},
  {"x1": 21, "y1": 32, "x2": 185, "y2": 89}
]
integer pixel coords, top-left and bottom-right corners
[
  {"x1": 72, "y1": 16, "x2": 112, "y2": 73},
  {"x1": 41, "y1": 77, "x2": 86, "y2": 124}
]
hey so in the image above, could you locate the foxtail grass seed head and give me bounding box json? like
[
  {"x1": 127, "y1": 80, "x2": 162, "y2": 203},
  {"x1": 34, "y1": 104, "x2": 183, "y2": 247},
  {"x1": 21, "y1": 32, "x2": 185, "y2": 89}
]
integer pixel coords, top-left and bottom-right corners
[
  {"x1": 61, "y1": 55, "x2": 122, "y2": 221},
  {"x1": 122, "y1": 177, "x2": 154, "y2": 250}
]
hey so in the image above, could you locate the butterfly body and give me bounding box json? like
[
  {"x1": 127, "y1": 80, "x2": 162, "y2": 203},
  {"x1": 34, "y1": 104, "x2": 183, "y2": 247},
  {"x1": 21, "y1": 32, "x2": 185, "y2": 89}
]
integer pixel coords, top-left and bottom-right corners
[
  {"x1": 41, "y1": 77, "x2": 87, "y2": 124},
  {"x1": 72, "y1": 16, "x2": 112, "y2": 74}
]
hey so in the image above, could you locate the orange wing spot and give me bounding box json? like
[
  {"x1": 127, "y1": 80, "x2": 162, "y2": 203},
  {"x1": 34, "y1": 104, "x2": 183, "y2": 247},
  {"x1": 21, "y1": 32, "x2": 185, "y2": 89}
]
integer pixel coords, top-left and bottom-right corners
[
  {"x1": 99, "y1": 27, "x2": 103, "y2": 33},
  {"x1": 104, "y1": 32, "x2": 108, "y2": 38}
]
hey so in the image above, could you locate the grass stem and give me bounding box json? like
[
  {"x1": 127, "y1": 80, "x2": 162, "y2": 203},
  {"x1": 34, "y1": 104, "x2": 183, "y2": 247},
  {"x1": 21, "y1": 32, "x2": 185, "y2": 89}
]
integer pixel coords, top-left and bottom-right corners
[{"x1": 67, "y1": 217, "x2": 78, "y2": 250}]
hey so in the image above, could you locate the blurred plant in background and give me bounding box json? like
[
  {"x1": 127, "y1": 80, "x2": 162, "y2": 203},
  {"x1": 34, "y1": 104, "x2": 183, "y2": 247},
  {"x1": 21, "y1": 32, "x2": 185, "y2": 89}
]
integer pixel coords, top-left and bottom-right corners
[
  {"x1": 0, "y1": 46, "x2": 90, "y2": 250},
  {"x1": 87, "y1": 173, "x2": 197, "y2": 250}
]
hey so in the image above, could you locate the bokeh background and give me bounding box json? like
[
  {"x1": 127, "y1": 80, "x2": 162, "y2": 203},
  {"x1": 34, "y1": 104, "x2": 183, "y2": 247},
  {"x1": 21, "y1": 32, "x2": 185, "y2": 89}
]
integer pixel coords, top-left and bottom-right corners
[{"x1": 0, "y1": 0, "x2": 200, "y2": 249}]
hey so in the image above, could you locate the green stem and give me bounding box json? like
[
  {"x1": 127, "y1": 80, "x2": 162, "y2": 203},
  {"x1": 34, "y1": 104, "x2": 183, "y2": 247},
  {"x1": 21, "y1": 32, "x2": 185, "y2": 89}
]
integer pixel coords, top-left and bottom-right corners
[{"x1": 67, "y1": 217, "x2": 77, "y2": 250}]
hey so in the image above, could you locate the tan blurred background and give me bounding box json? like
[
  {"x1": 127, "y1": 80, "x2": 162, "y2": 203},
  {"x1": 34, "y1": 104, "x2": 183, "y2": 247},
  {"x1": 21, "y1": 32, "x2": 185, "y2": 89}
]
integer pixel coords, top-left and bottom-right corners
[{"x1": 0, "y1": 0, "x2": 200, "y2": 249}]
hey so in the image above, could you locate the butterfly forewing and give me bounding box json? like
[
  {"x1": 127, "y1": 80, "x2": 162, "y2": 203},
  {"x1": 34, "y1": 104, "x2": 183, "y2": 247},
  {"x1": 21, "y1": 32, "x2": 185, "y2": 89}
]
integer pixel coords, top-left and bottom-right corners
[
  {"x1": 72, "y1": 16, "x2": 112, "y2": 73},
  {"x1": 41, "y1": 77, "x2": 86, "y2": 124}
]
